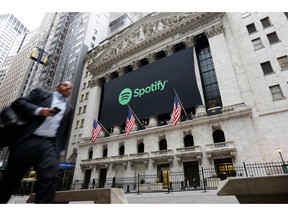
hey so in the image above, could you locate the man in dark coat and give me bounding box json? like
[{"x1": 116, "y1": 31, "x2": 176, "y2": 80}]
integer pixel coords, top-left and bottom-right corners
[{"x1": 0, "y1": 81, "x2": 74, "y2": 203}]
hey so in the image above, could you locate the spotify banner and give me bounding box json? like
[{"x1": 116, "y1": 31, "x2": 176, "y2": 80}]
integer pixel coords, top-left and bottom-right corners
[{"x1": 99, "y1": 47, "x2": 202, "y2": 128}]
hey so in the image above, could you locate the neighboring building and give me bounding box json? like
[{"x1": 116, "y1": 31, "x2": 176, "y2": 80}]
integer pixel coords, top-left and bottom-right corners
[
  {"x1": 68, "y1": 12, "x2": 288, "y2": 190},
  {"x1": 0, "y1": 32, "x2": 32, "y2": 86},
  {"x1": 0, "y1": 14, "x2": 29, "y2": 66},
  {"x1": 108, "y1": 12, "x2": 150, "y2": 36},
  {"x1": 0, "y1": 14, "x2": 29, "y2": 86},
  {"x1": 50, "y1": 12, "x2": 110, "y2": 113},
  {"x1": 36, "y1": 12, "x2": 78, "y2": 91},
  {"x1": 0, "y1": 13, "x2": 57, "y2": 110}
]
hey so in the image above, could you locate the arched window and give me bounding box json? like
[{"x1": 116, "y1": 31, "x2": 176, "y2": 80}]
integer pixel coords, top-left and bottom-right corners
[
  {"x1": 88, "y1": 148, "x2": 93, "y2": 159},
  {"x1": 159, "y1": 139, "x2": 167, "y2": 150},
  {"x1": 119, "y1": 145, "x2": 125, "y2": 155},
  {"x1": 213, "y1": 130, "x2": 226, "y2": 143},
  {"x1": 138, "y1": 142, "x2": 144, "y2": 153},
  {"x1": 103, "y1": 147, "x2": 108, "y2": 158},
  {"x1": 184, "y1": 135, "x2": 194, "y2": 147}
]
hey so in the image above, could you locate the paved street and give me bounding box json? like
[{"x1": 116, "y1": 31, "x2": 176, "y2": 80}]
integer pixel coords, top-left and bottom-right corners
[{"x1": 11, "y1": 189, "x2": 239, "y2": 204}]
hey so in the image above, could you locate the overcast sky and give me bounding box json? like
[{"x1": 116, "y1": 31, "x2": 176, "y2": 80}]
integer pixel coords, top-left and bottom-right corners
[{"x1": 1, "y1": 0, "x2": 283, "y2": 31}]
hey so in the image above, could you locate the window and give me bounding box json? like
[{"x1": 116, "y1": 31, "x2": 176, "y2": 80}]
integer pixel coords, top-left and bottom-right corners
[
  {"x1": 252, "y1": 38, "x2": 264, "y2": 50},
  {"x1": 260, "y1": 17, "x2": 272, "y2": 28},
  {"x1": 119, "y1": 145, "x2": 125, "y2": 155},
  {"x1": 277, "y1": 56, "x2": 288, "y2": 71},
  {"x1": 83, "y1": 105, "x2": 87, "y2": 113},
  {"x1": 269, "y1": 85, "x2": 285, "y2": 101},
  {"x1": 85, "y1": 92, "x2": 89, "y2": 100},
  {"x1": 88, "y1": 148, "x2": 93, "y2": 159},
  {"x1": 159, "y1": 139, "x2": 167, "y2": 150},
  {"x1": 80, "y1": 119, "x2": 84, "y2": 128},
  {"x1": 213, "y1": 130, "x2": 226, "y2": 143},
  {"x1": 246, "y1": 23, "x2": 257, "y2": 34},
  {"x1": 138, "y1": 142, "x2": 144, "y2": 153},
  {"x1": 78, "y1": 107, "x2": 82, "y2": 114},
  {"x1": 75, "y1": 120, "x2": 79, "y2": 129},
  {"x1": 267, "y1": 32, "x2": 280, "y2": 44},
  {"x1": 80, "y1": 94, "x2": 84, "y2": 101},
  {"x1": 260, "y1": 61, "x2": 274, "y2": 75},
  {"x1": 184, "y1": 135, "x2": 194, "y2": 147},
  {"x1": 103, "y1": 148, "x2": 108, "y2": 157},
  {"x1": 284, "y1": 12, "x2": 288, "y2": 19}
]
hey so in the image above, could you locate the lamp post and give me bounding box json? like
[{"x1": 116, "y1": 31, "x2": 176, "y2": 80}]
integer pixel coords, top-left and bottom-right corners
[{"x1": 277, "y1": 148, "x2": 287, "y2": 173}]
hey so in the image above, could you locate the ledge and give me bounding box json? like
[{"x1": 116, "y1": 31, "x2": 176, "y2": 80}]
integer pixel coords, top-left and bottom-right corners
[{"x1": 217, "y1": 174, "x2": 288, "y2": 203}]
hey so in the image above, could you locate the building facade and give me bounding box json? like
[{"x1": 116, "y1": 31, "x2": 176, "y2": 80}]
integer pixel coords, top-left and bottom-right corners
[
  {"x1": 0, "y1": 14, "x2": 29, "y2": 86},
  {"x1": 67, "y1": 12, "x2": 288, "y2": 190}
]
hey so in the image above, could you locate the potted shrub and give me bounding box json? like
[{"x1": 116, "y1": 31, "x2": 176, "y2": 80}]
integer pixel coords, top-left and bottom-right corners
[
  {"x1": 140, "y1": 179, "x2": 145, "y2": 184},
  {"x1": 229, "y1": 169, "x2": 237, "y2": 177}
]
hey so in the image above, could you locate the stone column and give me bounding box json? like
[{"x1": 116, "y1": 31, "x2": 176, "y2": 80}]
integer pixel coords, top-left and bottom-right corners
[
  {"x1": 148, "y1": 116, "x2": 158, "y2": 128},
  {"x1": 130, "y1": 61, "x2": 140, "y2": 71},
  {"x1": 164, "y1": 45, "x2": 174, "y2": 56},
  {"x1": 113, "y1": 125, "x2": 121, "y2": 135},
  {"x1": 195, "y1": 105, "x2": 207, "y2": 117},
  {"x1": 183, "y1": 36, "x2": 194, "y2": 48},
  {"x1": 204, "y1": 23, "x2": 243, "y2": 107},
  {"x1": 117, "y1": 67, "x2": 126, "y2": 76},
  {"x1": 146, "y1": 53, "x2": 156, "y2": 64}
]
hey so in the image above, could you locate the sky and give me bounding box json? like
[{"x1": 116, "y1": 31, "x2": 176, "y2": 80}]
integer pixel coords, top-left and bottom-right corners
[{"x1": 1, "y1": 0, "x2": 285, "y2": 31}]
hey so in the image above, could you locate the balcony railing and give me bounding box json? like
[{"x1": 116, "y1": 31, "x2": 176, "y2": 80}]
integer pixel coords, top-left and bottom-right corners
[
  {"x1": 150, "y1": 149, "x2": 174, "y2": 164},
  {"x1": 80, "y1": 157, "x2": 110, "y2": 168},
  {"x1": 129, "y1": 152, "x2": 150, "y2": 165},
  {"x1": 205, "y1": 141, "x2": 236, "y2": 161},
  {"x1": 175, "y1": 146, "x2": 203, "y2": 162},
  {"x1": 110, "y1": 155, "x2": 129, "y2": 168}
]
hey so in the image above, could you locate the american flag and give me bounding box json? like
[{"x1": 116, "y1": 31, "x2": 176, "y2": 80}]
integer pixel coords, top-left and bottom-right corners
[
  {"x1": 172, "y1": 94, "x2": 182, "y2": 126},
  {"x1": 91, "y1": 119, "x2": 102, "y2": 143},
  {"x1": 126, "y1": 108, "x2": 135, "y2": 136}
]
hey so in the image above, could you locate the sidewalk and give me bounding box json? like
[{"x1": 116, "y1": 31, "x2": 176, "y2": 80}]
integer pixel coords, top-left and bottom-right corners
[{"x1": 12, "y1": 189, "x2": 239, "y2": 204}]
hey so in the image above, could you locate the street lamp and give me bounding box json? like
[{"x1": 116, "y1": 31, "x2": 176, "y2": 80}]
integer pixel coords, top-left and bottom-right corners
[
  {"x1": 277, "y1": 148, "x2": 287, "y2": 173},
  {"x1": 277, "y1": 148, "x2": 285, "y2": 163}
]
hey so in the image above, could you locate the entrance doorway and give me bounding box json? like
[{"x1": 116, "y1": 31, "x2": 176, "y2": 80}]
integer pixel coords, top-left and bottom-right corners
[
  {"x1": 83, "y1": 169, "x2": 91, "y2": 189},
  {"x1": 157, "y1": 164, "x2": 170, "y2": 187},
  {"x1": 183, "y1": 161, "x2": 199, "y2": 188},
  {"x1": 214, "y1": 158, "x2": 233, "y2": 180},
  {"x1": 99, "y1": 168, "x2": 107, "y2": 188}
]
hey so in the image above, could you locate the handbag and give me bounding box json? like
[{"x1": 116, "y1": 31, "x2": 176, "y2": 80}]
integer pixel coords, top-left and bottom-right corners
[
  {"x1": 0, "y1": 106, "x2": 27, "y2": 147},
  {"x1": 0, "y1": 106, "x2": 26, "y2": 127}
]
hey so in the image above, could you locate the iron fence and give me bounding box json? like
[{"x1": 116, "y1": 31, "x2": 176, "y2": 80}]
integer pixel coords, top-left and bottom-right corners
[{"x1": 13, "y1": 160, "x2": 288, "y2": 195}]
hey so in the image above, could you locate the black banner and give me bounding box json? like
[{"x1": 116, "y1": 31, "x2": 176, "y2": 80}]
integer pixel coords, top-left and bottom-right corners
[{"x1": 99, "y1": 47, "x2": 202, "y2": 128}]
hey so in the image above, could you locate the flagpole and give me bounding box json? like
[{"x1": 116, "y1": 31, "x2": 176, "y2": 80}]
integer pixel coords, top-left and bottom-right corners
[
  {"x1": 173, "y1": 89, "x2": 188, "y2": 117},
  {"x1": 127, "y1": 104, "x2": 145, "y2": 129},
  {"x1": 96, "y1": 119, "x2": 110, "y2": 136}
]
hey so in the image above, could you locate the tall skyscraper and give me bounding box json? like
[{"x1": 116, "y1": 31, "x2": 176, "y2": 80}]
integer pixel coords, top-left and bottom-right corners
[
  {"x1": 0, "y1": 14, "x2": 29, "y2": 87},
  {"x1": 50, "y1": 12, "x2": 110, "y2": 110},
  {"x1": 0, "y1": 14, "x2": 29, "y2": 66},
  {"x1": 0, "y1": 13, "x2": 57, "y2": 110}
]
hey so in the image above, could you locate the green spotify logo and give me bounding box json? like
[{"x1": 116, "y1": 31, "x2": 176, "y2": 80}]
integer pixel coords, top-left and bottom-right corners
[
  {"x1": 118, "y1": 80, "x2": 168, "y2": 106},
  {"x1": 118, "y1": 88, "x2": 133, "y2": 105}
]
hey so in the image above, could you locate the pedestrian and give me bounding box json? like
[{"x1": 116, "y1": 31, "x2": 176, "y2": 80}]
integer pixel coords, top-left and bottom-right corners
[{"x1": 0, "y1": 81, "x2": 74, "y2": 203}]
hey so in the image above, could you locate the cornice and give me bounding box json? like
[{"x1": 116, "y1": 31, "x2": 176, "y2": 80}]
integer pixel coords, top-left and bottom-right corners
[{"x1": 87, "y1": 12, "x2": 225, "y2": 77}]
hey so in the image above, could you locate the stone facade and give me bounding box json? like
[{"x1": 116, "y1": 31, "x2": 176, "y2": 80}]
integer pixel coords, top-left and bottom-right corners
[{"x1": 67, "y1": 12, "x2": 288, "y2": 187}]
